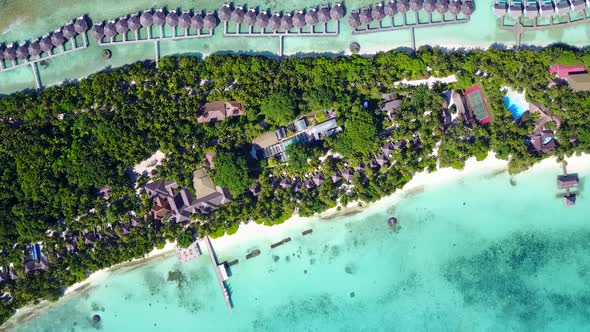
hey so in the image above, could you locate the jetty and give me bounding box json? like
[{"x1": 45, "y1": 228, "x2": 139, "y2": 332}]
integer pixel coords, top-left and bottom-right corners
[
  {"x1": 203, "y1": 236, "x2": 232, "y2": 311},
  {"x1": 220, "y1": 3, "x2": 343, "y2": 56},
  {"x1": 557, "y1": 160, "x2": 579, "y2": 207},
  {"x1": 0, "y1": 17, "x2": 90, "y2": 89}
]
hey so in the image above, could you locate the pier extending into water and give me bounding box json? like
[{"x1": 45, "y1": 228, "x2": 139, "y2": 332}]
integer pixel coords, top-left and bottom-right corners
[
  {"x1": 501, "y1": 16, "x2": 590, "y2": 48},
  {"x1": 203, "y1": 236, "x2": 232, "y2": 311},
  {"x1": 557, "y1": 160, "x2": 579, "y2": 207}
]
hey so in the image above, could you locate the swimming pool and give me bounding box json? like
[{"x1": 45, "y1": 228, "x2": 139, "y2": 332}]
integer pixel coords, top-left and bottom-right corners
[{"x1": 503, "y1": 96, "x2": 527, "y2": 119}]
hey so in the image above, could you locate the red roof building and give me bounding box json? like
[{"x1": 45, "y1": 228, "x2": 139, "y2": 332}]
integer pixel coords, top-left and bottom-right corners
[
  {"x1": 464, "y1": 85, "x2": 492, "y2": 125},
  {"x1": 549, "y1": 64, "x2": 587, "y2": 79}
]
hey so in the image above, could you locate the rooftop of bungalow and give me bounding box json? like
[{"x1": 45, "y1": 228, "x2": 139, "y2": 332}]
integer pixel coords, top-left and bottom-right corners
[
  {"x1": 549, "y1": 64, "x2": 587, "y2": 79},
  {"x1": 528, "y1": 130, "x2": 556, "y2": 154},
  {"x1": 566, "y1": 73, "x2": 590, "y2": 92},
  {"x1": 197, "y1": 101, "x2": 244, "y2": 124},
  {"x1": 557, "y1": 174, "x2": 579, "y2": 189}
]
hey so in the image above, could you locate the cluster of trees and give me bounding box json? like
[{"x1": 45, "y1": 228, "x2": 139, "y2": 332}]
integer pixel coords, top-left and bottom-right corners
[{"x1": 1, "y1": 44, "x2": 590, "y2": 324}]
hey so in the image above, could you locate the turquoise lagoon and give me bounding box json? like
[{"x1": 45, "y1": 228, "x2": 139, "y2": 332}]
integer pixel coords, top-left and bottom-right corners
[
  {"x1": 9, "y1": 162, "x2": 590, "y2": 332},
  {"x1": 2, "y1": 0, "x2": 590, "y2": 93}
]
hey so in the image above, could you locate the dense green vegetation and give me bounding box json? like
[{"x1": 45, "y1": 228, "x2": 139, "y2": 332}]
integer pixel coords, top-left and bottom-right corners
[{"x1": 1, "y1": 45, "x2": 590, "y2": 324}]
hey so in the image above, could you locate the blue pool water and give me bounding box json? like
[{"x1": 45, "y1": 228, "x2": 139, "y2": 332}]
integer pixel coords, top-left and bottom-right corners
[
  {"x1": 503, "y1": 96, "x2": 527, "y2": 119},
  {"x1": 544, "y1": 136, "x2": 553, "y2": 144}
]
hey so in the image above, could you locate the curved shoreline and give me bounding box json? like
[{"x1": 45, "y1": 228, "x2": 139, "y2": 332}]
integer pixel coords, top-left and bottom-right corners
[{"x1": 3, "y1": 152, "x2": 589, "y2": 330}]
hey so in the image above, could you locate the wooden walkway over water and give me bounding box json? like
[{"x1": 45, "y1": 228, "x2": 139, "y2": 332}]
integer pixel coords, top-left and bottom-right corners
[
  {"x1": 500, "y1": 16, "x2": 590, "y2": 48},
  {"x1": 203, "y1": 236, "x2": 232, "y2": 311}
]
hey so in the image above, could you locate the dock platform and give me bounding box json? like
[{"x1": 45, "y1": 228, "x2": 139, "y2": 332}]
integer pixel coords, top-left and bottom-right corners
[{"x1": 203, "y1": 236, "x2": 232, "y2": 311}]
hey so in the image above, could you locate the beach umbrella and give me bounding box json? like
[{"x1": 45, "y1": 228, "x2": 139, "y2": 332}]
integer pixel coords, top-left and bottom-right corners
[
  {"x1": 461, "y1": 0, "x2": 475, "y2": 16},
  {"x1": 40, "y1": 35, "x2": 54, "y2": 51},
  {"x1": 318, "y1": 7, "x2": 331, "y2": 23},
  {"x1": 153, "y1": 10, "x2": 166, "y2": 26},
  {"x1": 218, "y1": 3, "x2": 232, "y2": 21},
  {"x1": 348, "y1": 11, "x2": 361, "y2": 28},
  {"x1": 140, "y1": 10, "x2": 153, "y2": 27},
  {"x1": 104, "y1": 22, "x2": 117, "y2": 38},
  {"x1": 436, "y1": 0, "x2": 449, "y2": 14},
  {"x1": 28, "y1": 40, "x2": 41, "y2": 57},
  {"x1": 191, "y1": 13, "x2": 204, "y2": 30},
  {"x1": 63, "y1": 23, "x2": 76, "y2": 39},
  {"x1": 179, "y1": 12, "x2": 191, "y2": 29},
  {"x1": 232, "y1": 7, "x2": 245, "y2": 24},
  {"x1": 256, "y1": 11, "x2": 269, "y2": 29},
  {"x1": 244, "y1": 9, "x2": 257, "y2": 26},
  {"x1": 410, "y1": 0, "x2": 423, "y2": 12},
  {"x1": 74, "y1": 17, "x2": 88, "y2": 33},
  {"x1": 293, "y1": 10, "x2": 306, "y2": 28},
  {"x1": 385, "y1": 1, "x2": 398, "y2": 16},
  {"x1": 449, "y1": 0, "x2": 461, "y2": 15},
  {"x1": 128, "y1": 14, "x2": 141, "y2": 31},
  {"x1": 281, "y1": 13, "x2": 293, "y2": 30},
  {"x1": 51, "y1": 30, "x2": 66, "y2": 46},
  {"x1": 16, "y1": 44, "x2": 29, "y2": 60},
  {"x1": 115, "y1": 18, "x2": 129, "y2": 34},
  {"x1": 372, "y1": 4, "x2": 386, "y2": 21},
  {"x1": 397, "y1": 0, "x2": 410, "y2": 13},
  {"x1": 305, "y1": 8, "x2": 319, "y2": 25},
  {"x1": 330, "y1": 3, "x2": 345, "y2": 20},
  {"x1": 204, "y1": 12, "x2": 218, "y2": 30},
  {"x1": 268, "y1": 14, "x2": 281, "y2": 31},
  {"x1": 424, "y1": 0, "x2": 437, "y2": 13},
  {"x1": 166, "y1": 10, "x2": 179, "y2": 27},
  {"x1": 4, "y1": 46, "x2": 16, "y2": 61},
  {"x1": 360, "y1": 8, "x2": 373, "y2": 24}
]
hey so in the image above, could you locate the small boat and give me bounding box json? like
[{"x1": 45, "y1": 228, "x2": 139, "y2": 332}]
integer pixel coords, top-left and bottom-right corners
[{"x1": 387, "y1": 217, "x2": 398, "y2": 229}]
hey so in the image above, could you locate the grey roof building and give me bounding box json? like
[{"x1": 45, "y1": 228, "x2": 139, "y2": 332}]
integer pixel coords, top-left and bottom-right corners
[
  {"x1": 141, "y1": 10, "x2": 154, "y2": 27},
  {"x1": 192, "y1": 13, "x2": 204, "y2": 30},
  {"x1": 115, "y1": 18, "x2": 129, "y2": 34},
  {"x1": 330, "y1": 3, "x2": 346, "y2": 20},
  {"x1": 91, "y1": 24, "x2": 105, "y2": 41},
  {"x1": 51, "y1": 30, "x2": 66, "y2": 46},
  {"x1": 129, "y1": 14, "x2": 142, "y2": 31},
  {"x1": 232, "y1": 7, "x2": 245, "y2": 24},
  {"x1": 342, "y1": 167, "x2": 355, "y2": 182},
  {"x1": 281, "y1": 13, "x2": 294, "y2": 30},
  {"x1": 244, "y1": 9, "x2": 257, "y2": 26},
  {"x1": 385, "y1": 0, "x2": 398, "y2": 16},
  {"x1": 312, "y1": 173, "x2": 325, "y2": 186},
  {"x1": 305, "y1": 8, "x2": 319, "y2": 25},
  {"x1": 269, "y1": 13, "x2": 281, "y2": 31},
  {"x1": 166, "y1": 10, "x2": 179, "y2": 27},
  {"x1": 63, "y1": 23, "x2": 77, "y2": 39},
  {"x1": 204, "y1": 12, "x2": 218, "y2": 30},
  {"x1": 257, "y1": 11, "x2": 269, "y2": 28},
  {"x1": 348, "y1": 11, "x2": 362, "y2": 28},
  {"x1": 153, "y1": 10, "x2": 167, "y2": 26},
  {"x1": 318, "y1": 6, "x2": 331, "y2": 23},
  {"x1": 372, "y1": 4, "x2": 386, "y2": 21},
  {"x1": 74, "y1": 17, "x2": 89, "y2": 33},
  {"x1": 219, "y1": 3, "x2": 232, "y2": 21},
  {"x1": 104, "y1": 22, "x2": 117, "y2": 38},
  {"x1": 145, "y1": 180, "x2": 178, "y2": 198},
  {"x1": 28, "y1": 40, "x2": 42, "y2": 57}
]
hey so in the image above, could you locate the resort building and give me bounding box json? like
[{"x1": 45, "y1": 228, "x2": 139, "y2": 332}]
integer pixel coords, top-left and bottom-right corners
[
  {"x1": 23, "y1": 243, "x2": 49, "y2": 273},
  {"x1": 549, "y1": 64, "x2": 587, "y2": 79},
  {"x1": 251, "y1": 116, "x2": 341, "y2": 161},
  {"x1": 528, "y1": 130, "x2": 556, "y2": 154},
  {"x1": 197, "y1": 101, "x2": 244, "y2": 123},
  {"x1": 464, "y1": 85, "x2": 492, "y2": 124},
  {"x1": 380, "y1": 95, "x2": 403, "y2": 120},
  {"x1": 144, "y1": 171, "x2": 230, "y2": 222},
  {"x1": 567, "y1": 73, "x2": 590, "y2": 92},
  {"x1": 557, "y1": 175, "x2": 579, "y2": 189}
]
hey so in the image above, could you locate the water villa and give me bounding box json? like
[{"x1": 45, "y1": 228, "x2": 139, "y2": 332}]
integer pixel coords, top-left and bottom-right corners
[
  {"x1": 0, "y1": 16, "x2": 89, "y2": 89},
  {"x1": 557, "y1": 161, "x2": 579, "y2": 207},
  {"x1": 221, "y1": 2, "x2": 343, "y2": 56}
]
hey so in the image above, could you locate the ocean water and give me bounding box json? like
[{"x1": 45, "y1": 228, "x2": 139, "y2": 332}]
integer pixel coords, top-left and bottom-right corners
[
  {"x1": 9, "y1": 163, "x2": 590, "y2": 332},
  {"x1": 2, "y1": 0, "x2": 590, "y2": 94}
]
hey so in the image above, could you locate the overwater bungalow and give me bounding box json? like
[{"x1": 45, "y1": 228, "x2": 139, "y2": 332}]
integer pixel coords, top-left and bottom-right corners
[
  {"x1": 28, "y1": 40, "x2": 41, "y2": 58},
  {"x1": 232, "y1": 6, "x2": 245, "y2": 24},
  {"x1": 397, "y1": 0, "x2": 411, "y2": 13},
  {"x1": 140, "y1": 10, "x2": 154, "y2": 27},
  {"x1": 16, "y1": 44, "x2": 28, "y2": 60},
  {"x1": 115, "y1": 17, "x2": 129, "y2": 36},
  {"x1": 204, "y1": 12, "x2": 218, "y2": 30},
  {"x1": 318, "y1": 6, "x2": 331, "y2": 23},
  {"x1": 564, "y1": 194, "x2": 576, "y2": 207},
  {"x1": 219, "y1": 3, "x2": 232, "y2": 21},
  {"x1": 269, "y1": 13, "x2": 281, "y2": 31},
  {"x1": 178, "y1": 12, "x2": 191, "y2": 30},
  {"x1": 509, "y1": 0, "x2": 524, "y2": 17},
  {"x1": 330, "y1": 3, "x2": 346, "y2": 20},
  {"x1": 424, "y1": 0, "x2": 437, "y2": 13},
  {"x1": 293, "y1": 10, "x2": 306, "y2": 28},
  {"x1": 166, "y1": 10, "x2": 179, "y2": 28},
  {"x1": 51, "y1": 30, "x2": 66, "y2": 48},
  {"x1": 129, "y1": 14, "x2": 142, "y2": 32},
  {"x1": 348, "y1": 11, "x2": 362, "y2": 27},
  {"x1": 243, "y1": 9, "x2": 257, "y2": 27},
  {"x1": 281, "y1": 13, "x2": 294, "y2": 31},
  {"x1": 104, "y1": 22, "x2": 117, "y2": 40},
  {"x1": 192, "y1": 13, "x2": 204, "y2": 30},
  {"x1": 305, "y1": 8, "x2": 319, "y2": 25},
  {"x1": 40, "y1": 35, "x2": 54, "y2": 51},
  {"x1": 63, "y1": 22, "x2": 77, "y2": 39},
  {"x1": 557, "y1": 175, "x2": 579, "y2": 189},
  {"x1": 494, "y1": 0, "x2": 508, "y2": 16},
  {"x1": 153, "y1": 10, "x2": 167, "y2": 26},
  {"x1": 525, "y1": 0, "x2": 539, "y2": 17},
  {"x1": 74, "y1": 17, "x2": 88, "y2": 34},
  {"x1": 385, "y1": 0, "x2": 399, "y2": 16},
  {"x1": 540, "y1": 0, "x2": 555, "y2": 17},
  {"x1": 410, "y1": 0, "x2": 424, "y2": 12},
  {"x1": 360, "y1": 8, "x2": 373, "y2": 25},
  {"x1": 372, "y1": 4, "x2": 386, "y2": 21},
  {"x1": 572, "y1": 0, "x2": 586, "y2": 12},
  {"x1": 436, "y1": 0, "x2": 450, "y2": 14},
  {"x1": 449, "y1": 0, "x2": 462, "y2": 16},
  {"x1": 461, "y1": 0, "x2": 475, "y2": 16},
  {"x1": 256, "y1": 11, "x2": 269, "y2": 29}
]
